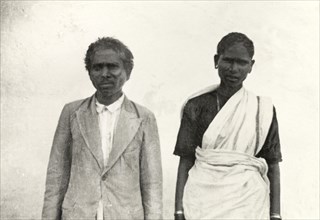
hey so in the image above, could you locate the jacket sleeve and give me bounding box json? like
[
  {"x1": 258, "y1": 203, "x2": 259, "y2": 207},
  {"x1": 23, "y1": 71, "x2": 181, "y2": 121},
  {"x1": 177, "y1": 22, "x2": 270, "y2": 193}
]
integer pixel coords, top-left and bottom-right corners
[
  {"x1": 140, "y1": 113, "x2": 163, "y2": 219},
  {"x1": 42, "y1": 104, "x2": 72, "y2": 220}
]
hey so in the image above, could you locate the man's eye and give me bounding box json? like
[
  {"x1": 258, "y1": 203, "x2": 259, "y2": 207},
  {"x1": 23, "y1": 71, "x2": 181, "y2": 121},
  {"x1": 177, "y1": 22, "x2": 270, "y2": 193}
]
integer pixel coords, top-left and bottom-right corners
[
  {"x1": 107, "y1": 64, "x2": 119, "y2": 69},
  {"x1": 92, "y1": 65, "x2": 102, "y2": 71},
  {"x1": 222, "y1": 58, "x2": 233, "y2": 63}
]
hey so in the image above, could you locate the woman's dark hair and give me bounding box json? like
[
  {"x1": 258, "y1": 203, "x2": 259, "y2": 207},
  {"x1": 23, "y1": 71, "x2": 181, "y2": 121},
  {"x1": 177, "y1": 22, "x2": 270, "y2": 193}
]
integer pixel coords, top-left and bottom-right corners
[{"x1": 217, "y1": 32, "x2": 254, "y2": 58}]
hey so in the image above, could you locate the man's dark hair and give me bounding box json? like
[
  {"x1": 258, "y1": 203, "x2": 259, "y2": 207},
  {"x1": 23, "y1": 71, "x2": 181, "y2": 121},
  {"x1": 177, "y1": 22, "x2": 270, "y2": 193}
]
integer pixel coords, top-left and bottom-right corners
[
  {"x1": 217, "y1": 32, "x2": 254, "y2": 58},
  {"x1": 84, "y1": 37, "x2": 134, "y2": 77}
]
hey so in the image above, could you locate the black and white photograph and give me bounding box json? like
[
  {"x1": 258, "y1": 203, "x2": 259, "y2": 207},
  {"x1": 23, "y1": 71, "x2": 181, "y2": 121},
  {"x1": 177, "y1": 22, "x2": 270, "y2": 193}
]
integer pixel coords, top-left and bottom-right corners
[{"x1": 1, "y1": 1, "x2": 319, "y2": 219}]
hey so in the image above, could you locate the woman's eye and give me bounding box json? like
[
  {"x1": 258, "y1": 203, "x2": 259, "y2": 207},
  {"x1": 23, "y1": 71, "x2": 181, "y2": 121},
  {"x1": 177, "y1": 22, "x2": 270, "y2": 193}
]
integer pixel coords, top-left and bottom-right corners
[{"x1": 239, "y1": 61, "x2": 249, "y2": 66}]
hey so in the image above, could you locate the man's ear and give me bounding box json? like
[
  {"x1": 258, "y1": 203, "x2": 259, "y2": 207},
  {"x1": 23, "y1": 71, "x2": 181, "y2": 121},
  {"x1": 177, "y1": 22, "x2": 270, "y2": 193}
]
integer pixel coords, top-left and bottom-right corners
[
  {"x1": 214, "y1": 54, "x2": 219, "y2": 68},
  {"x1": 88, "y1": 71, "x2": 93, "y2": 80}
]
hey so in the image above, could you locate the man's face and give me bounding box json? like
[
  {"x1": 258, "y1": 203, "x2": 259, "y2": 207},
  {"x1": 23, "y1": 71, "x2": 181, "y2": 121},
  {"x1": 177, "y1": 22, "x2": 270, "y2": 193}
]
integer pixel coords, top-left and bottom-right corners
[
  {"x1": 89, "y1": 49, "x2": 128, "y2": 97},
  {"x1": 216, "y1": 43, "x2": 254, "y2": 89}
]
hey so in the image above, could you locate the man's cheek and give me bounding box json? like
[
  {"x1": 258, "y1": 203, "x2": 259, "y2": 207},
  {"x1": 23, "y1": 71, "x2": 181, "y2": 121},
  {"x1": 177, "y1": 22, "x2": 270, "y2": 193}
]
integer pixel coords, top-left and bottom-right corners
[
  {"x1": 120, "y1": 77, "x2": 127, "y2": 85},
  {"x1": 121, "y1": 74, "x2": 128, "y2": 83}
]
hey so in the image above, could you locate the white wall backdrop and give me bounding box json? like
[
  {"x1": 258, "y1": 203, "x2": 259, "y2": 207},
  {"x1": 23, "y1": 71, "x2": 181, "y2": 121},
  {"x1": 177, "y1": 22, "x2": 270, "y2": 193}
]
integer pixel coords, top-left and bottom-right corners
[{"x1": 1, "y1": 1, "x2": 319, "y2": 219}]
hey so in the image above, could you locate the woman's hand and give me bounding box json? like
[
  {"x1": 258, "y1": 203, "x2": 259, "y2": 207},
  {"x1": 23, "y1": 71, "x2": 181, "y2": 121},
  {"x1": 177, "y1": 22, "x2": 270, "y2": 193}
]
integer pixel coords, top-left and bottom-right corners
[{"x1": 174, "y1": 213, "x2": 186, "y2": 220}]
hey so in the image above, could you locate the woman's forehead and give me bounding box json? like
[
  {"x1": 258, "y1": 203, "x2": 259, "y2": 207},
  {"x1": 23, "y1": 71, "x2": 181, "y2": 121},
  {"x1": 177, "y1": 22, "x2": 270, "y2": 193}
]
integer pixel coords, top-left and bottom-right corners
[{"x1": 222, "y1": 43, "x2": 251, "y2": 58}]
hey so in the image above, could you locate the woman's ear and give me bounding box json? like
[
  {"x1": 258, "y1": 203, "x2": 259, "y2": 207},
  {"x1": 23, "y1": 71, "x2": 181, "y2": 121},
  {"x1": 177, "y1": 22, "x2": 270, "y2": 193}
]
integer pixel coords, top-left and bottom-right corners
[
  {"x1": 248, "y1": 60, "x2": 255, "y2": 74},
  {"x1": 214, "y1": 54, "x2": 219, "y2": 69}
]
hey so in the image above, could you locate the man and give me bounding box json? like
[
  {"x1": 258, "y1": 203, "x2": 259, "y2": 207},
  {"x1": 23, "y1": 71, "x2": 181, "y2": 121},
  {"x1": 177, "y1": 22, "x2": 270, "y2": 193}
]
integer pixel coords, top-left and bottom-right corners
[{"x1": 42, "y1": 37, "x2": 163, "y2": 220}]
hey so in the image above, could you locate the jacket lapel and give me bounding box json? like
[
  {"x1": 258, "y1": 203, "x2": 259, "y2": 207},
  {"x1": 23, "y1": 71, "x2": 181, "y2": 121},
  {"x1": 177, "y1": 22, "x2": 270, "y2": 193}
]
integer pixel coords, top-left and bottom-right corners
[
  {"x1": 103, "y1": 97, "x2": 142, "y2": 173},
  {"x1": 76, "y1": 95, "x2": 104, "y2": 169}
]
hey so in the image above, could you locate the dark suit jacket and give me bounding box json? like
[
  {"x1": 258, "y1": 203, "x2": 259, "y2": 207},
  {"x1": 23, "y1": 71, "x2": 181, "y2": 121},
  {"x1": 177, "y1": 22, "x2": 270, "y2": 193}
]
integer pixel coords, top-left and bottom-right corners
[{"x1": 42, "y1": 95, "x2": 163, "y2": 220}]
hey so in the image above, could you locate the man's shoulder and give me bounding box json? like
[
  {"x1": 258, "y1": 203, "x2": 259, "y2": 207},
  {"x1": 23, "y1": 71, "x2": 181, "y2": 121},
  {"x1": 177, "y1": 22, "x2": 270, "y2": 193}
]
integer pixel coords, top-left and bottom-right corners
[{"x1": 63, "y1": 96, "x2": 93, "y2": 112}]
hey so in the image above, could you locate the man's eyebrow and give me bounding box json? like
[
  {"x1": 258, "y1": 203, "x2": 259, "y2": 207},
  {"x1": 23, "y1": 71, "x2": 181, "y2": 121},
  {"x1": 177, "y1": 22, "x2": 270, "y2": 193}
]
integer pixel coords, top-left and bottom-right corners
[
  {"x1": 92, "y1": 61, "x2": 120, "y2": 65},
  {"x1": 91, "y1": 63, "x2": 104, "y2": 68}
]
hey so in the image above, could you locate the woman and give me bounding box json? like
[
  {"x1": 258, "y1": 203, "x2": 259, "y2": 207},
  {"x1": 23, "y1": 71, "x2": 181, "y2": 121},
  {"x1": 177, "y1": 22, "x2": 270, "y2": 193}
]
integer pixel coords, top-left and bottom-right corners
[{"x1": 173, "y1": 32, "x2": 282, "y2": 220}]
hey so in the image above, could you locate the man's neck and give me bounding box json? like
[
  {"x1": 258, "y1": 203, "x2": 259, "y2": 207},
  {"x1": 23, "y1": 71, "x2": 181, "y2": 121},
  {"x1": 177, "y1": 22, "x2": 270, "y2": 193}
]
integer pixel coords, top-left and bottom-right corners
[{"x1": 96, "y1": 91, "x2": 123, "y2": 106}]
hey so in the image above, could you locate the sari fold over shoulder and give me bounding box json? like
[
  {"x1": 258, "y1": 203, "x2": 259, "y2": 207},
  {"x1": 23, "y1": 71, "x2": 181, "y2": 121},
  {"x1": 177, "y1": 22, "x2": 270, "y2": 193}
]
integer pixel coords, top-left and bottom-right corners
[{"x1": 183, "y1": 86, "x2": 273, "y2": 220}]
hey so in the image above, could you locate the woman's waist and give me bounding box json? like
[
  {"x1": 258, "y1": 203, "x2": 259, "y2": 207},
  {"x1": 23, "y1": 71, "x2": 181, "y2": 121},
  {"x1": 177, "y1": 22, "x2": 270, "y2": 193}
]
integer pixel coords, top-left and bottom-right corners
[{"x1": 194, "y1": 147, "x2": 268, "y2": 174}]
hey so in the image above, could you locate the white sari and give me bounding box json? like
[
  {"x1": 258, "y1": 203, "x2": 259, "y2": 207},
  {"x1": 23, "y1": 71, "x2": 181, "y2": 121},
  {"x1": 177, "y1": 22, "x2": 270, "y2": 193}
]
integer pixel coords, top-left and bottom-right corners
[{"x1": 182, "y1": 86, "x2": 273, "y2": 220}]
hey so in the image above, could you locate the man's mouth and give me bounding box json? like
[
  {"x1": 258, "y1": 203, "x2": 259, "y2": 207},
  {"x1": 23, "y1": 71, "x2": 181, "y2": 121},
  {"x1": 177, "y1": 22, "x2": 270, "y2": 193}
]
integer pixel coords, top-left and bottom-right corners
[{"x1": 100, "y1": 82, "x2": 114, "y2": 88}]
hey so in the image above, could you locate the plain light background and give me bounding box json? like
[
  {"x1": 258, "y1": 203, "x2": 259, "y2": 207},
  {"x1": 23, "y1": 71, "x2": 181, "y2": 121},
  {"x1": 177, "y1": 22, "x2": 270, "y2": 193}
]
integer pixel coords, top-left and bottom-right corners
[{"x1": 1, "y1": 1, "x2": 319, "y2": 219}]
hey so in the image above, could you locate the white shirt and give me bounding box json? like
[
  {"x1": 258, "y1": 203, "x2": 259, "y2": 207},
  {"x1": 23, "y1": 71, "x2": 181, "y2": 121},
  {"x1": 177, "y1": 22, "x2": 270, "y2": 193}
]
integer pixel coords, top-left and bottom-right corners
[
  {"x1": 96, "y1": 95, "x2": 124, "y2": 165},
  {"x1": 95, "y1": 94, "x2": 124, "y2": 220}
]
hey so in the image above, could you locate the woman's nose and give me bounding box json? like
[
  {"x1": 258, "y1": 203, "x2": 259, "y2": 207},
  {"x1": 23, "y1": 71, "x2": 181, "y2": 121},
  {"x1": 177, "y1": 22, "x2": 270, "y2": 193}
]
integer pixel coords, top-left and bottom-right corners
[{"x1": 229, "y1": 62, "x2": 239, "y2": 73}]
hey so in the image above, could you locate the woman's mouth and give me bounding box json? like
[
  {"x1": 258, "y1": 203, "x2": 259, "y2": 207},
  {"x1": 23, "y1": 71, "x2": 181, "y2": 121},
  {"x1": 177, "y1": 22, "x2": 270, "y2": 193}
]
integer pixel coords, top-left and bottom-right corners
[{"x1": 226, "y1": 76, "x2": 238, "y2": 82}]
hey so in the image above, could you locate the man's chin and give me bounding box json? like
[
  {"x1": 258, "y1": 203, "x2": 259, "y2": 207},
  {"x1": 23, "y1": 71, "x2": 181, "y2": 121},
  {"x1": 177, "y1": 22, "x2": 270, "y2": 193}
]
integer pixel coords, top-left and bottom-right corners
[
  {"x1": 97, "y1": 89, "x2": 123, "y2": 98},
  {"x1": 97, "y1": 89, "x2": 113, "y2": 96}
]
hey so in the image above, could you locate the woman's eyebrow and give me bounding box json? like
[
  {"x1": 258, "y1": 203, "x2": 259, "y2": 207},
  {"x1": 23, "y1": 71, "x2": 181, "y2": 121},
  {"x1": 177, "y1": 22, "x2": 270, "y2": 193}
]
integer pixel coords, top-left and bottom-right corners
[{"x1": 222, "y1": 57, "x2": 250, "y2": 63}]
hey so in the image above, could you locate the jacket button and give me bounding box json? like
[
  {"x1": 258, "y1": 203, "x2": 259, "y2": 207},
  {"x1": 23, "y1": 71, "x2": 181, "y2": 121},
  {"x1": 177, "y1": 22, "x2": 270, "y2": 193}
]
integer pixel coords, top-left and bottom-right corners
[{"x1": 102, "y1": 174, "x2": 107, "y2": 181}]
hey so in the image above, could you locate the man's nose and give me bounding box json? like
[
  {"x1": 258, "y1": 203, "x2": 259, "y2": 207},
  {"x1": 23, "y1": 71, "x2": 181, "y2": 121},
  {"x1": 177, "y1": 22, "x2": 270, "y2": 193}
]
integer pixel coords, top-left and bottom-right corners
[{"x1": 101, "y1": 67, "x2": 110, "y2": 77}]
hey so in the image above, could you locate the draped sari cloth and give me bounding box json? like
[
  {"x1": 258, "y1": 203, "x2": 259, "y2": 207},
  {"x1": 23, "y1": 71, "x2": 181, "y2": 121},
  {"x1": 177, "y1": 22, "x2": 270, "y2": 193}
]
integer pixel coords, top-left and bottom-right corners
[{"x1": 182, "y1": 86, "x2": 273, "y2": 220}]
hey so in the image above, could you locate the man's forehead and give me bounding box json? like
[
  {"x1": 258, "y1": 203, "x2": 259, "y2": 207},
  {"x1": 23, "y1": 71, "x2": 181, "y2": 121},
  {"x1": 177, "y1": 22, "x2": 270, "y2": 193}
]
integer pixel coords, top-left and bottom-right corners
[
  {"x1": 92, "y1": 49, "x2": 122, "y2": 63},
  {"x1": 94, "y1": 48, "x2": 118, "y2": 56}
]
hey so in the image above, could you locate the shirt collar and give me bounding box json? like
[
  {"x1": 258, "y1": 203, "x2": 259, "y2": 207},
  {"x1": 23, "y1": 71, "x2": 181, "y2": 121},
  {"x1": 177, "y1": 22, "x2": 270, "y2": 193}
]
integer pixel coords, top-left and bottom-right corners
[{"x1": 95, "y1": 94, "x2": 124, "y2": 114}]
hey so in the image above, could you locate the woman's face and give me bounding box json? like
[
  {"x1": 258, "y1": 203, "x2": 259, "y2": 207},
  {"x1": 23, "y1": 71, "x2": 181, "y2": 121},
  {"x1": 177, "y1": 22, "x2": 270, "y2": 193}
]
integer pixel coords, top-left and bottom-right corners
[{"x1": 215, "y1": 42, "x2": 254, "y2": 89}]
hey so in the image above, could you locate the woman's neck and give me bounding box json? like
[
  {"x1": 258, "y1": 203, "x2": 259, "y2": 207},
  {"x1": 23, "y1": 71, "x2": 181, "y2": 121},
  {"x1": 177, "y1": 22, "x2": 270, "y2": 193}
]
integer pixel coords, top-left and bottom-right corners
[{"x1": 217, "y1": 83, "x2": 242, "y2": 99}]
